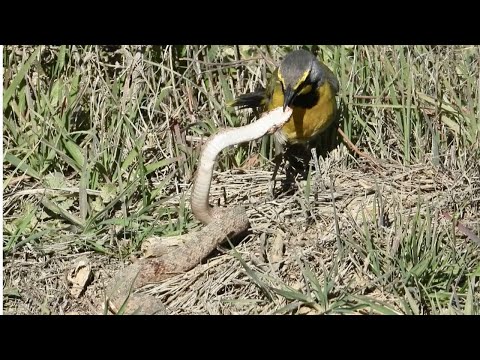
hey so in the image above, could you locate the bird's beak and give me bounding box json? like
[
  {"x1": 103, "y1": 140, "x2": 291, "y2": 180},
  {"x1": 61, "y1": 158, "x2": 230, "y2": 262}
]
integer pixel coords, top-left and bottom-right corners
[{"x1": 283, "y1": 85, "x2": 295, "y2": 111}]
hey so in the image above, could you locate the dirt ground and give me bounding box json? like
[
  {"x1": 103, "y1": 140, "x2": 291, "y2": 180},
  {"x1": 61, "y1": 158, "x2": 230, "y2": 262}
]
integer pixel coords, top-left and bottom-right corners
[{"x1": 3, "y1": 148, "x2": 479, "y2": 315}]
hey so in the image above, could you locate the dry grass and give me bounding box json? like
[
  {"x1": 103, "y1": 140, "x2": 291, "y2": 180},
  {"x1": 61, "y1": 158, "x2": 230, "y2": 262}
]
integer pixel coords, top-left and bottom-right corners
[{"x1": 3, "y1": 45, "x2": 480, "y2": 315}]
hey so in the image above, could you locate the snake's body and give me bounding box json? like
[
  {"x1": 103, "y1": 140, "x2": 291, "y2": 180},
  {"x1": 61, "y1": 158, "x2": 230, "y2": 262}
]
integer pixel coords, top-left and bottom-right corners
[{"x1": 105, "y1": 107, "x2": 292, "y2": 314}]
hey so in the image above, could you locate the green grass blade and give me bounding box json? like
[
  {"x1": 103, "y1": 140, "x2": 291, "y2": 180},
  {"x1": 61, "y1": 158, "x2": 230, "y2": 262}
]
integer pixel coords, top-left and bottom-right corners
[
  {"x1": 4, "y1": 153, "x2": 41, "y2": 180},
  {"x1": 4, "y1": 47, "x2": 41, "y2": 110}
]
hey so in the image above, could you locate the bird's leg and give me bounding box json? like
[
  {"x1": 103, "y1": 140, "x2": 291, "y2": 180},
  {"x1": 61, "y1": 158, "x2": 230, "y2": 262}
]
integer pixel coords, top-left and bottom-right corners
[
  {"x1": 270, "y1": 140, "x2": 284, "y2": 197},
  {"x1": 311, "y1": 146, "x2": 320, "y2": 179},
  {"x1": 310, "y1": 146, "x2": 321, "y2": 199}
]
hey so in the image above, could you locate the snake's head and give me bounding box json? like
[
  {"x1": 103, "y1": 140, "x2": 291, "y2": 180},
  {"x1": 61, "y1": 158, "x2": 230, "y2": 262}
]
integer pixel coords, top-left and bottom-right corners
[{"x1": 267, "y1": 106, "x2": 293, "y2": 134}]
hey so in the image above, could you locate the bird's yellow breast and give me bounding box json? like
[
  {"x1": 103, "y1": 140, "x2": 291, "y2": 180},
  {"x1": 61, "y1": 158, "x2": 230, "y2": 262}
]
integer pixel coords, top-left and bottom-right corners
[{"x1": 268, "y1": 80, "x2": 337, "y2": 145}]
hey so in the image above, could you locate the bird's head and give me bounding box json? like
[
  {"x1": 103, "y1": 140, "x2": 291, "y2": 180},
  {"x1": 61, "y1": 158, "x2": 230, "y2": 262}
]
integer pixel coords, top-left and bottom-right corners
[{"x1": 277, "y1": 49, "x2": 323, "y2": 111}]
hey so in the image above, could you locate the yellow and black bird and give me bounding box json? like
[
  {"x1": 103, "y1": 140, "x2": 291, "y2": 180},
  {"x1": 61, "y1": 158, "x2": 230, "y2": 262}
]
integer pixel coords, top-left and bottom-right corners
[{"x1": 229, "y1": 49, "x2": 339, "y2": 190}]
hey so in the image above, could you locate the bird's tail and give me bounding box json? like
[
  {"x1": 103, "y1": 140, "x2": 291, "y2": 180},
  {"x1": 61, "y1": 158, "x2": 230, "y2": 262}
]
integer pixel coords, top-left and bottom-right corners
[{"x1": 227, "y1": 88, "x2": 268, "y2": 109}]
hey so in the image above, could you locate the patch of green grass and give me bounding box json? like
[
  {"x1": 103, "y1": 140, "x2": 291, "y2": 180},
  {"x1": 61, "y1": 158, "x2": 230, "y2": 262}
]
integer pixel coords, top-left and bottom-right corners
[
  {"x1": 3, "y1": 45, "x2": 479, "y2": 314},
  {"x1": 240, "y1": 194, "x2": 478, "y2": 315}
]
